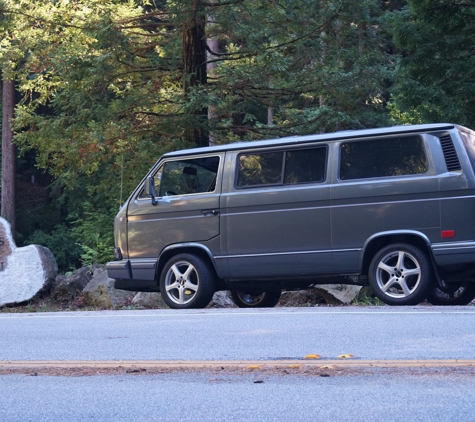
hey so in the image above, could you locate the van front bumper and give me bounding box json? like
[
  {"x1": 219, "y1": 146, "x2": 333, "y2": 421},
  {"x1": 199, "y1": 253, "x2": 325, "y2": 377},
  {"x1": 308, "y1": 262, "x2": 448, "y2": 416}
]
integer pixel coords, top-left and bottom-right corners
[
  {"x1": 106, "y1": 260, "x2": 132, "y2": 280},
  {"x1": 106, "y1": 259, "x2": 159, "y2": 292},
  {"x1": 106, "y1": 258, "x2": 158, "y2": 281}
]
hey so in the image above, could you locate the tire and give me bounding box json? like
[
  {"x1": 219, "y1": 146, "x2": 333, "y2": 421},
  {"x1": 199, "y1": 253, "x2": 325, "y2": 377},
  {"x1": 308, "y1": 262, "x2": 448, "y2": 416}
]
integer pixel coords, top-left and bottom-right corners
[
  {"x1": 159, "y1": 254, "x2": 215, "y2": 309},
  {"x1": 426, "y1": 282, "x2": 475, "y2": 306},
  {"x1": 230, "y1": 290, "x2": 281, "y2": 308},
  {"x1": 368, "y1": 243, "x2": 433, "y2": 306}
]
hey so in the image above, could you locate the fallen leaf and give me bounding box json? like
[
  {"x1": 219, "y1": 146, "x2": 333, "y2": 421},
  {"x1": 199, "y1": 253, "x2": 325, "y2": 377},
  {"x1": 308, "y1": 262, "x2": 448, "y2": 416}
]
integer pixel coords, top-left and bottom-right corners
[
  {"x1": 320, "y1": 365, "x2": 336, "y2": 370},
  {"x1": 338, "y1": 354, "x2": 354, "y2": 359},
  {"x1": 304, "y1": 354, "x2": 321, "y2": 359}
]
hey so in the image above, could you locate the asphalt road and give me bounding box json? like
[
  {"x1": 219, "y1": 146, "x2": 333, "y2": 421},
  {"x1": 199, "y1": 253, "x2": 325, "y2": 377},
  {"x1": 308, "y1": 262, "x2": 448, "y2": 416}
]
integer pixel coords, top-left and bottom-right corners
[
  {"x1": 1, "y1": 306, "x2": 475, "y2": 421},
  {"x1": 2, "y1": 369, "x2": 475, "y2": 422},
  {"x1": 1, "y1": 306, "x2": 475, "y2": 361}
]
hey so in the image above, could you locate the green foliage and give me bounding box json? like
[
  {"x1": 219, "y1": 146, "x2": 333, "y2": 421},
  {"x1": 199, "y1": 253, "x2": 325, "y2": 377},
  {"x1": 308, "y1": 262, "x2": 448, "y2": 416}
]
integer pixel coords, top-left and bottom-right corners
[
  {"x1": 26, "y1": 225, "x2": 81, "y2": 273},
  {"x1": 77, "y1": 234, "x2": 114, "y2": 267},
  {"x1": 23, "y1": 201, "x2": 114, "y2": 271},
  {"x1": 387, "y1": 1, "x2": 475, "y2": 125},
  {"x1": 208, "y1": 0, "x2": 392, "y2": 137},
  {"x1": 71, "y1": 202, "x2": 115, "y2": 267},
  {"x1": 2, "y1": 1, "x2": 394, "y2": 205}
]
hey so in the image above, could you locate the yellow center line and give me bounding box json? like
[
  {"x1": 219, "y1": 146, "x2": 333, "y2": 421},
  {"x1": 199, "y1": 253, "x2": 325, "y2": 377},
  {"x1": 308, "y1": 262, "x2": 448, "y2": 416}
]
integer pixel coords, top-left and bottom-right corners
[{"x1": 1, "y1": 360, "x2": 475, "y2": 369}]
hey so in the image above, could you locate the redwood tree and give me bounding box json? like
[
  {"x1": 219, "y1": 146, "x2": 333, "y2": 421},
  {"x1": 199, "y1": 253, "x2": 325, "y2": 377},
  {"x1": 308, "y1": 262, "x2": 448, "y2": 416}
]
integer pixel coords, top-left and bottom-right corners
[
  {"x1": 182, "y1": 1, "x2": 209, "y2": 147},
  {"x1": 1, "y1": 77, "x2": 15, "y2": 233}
]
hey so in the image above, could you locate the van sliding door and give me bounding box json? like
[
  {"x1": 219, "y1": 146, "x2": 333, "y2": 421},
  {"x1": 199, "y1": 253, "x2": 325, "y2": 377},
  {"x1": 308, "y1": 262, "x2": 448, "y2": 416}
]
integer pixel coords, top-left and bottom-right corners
[{"x1": 220, "y1": 146, "x2": 332, "y2": 279}]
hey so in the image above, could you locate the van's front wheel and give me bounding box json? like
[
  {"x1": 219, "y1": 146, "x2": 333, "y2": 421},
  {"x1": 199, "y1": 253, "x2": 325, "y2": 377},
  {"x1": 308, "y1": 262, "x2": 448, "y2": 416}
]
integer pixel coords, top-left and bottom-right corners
[
  {"x1": 230, "y1": 290, "x2": 281, "y2": 308},
  {"x1": 160, "y1": 254, "x2": 215, "y2": 309},
  {"x1": 368, "y1": 243, "x2": 433, "y2": 306}
]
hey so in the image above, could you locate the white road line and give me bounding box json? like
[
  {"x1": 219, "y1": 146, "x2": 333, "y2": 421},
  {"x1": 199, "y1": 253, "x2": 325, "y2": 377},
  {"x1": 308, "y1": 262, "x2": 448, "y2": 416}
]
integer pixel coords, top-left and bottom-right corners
[{"x1": 1, "y1": 309, "x2": 475, "y2": 319}]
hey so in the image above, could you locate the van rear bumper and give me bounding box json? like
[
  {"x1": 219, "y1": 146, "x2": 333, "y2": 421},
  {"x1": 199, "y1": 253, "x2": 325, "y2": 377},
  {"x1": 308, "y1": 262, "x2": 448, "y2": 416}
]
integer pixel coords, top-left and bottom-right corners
[{"x1": 432, "y1": 241, "x2": 475, "y2": 266}]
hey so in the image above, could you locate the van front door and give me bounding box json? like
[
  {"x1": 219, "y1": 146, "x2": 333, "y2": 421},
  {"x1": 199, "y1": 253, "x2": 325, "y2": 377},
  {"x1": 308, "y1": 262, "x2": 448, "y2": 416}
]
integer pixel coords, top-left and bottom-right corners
[{"x1": 126, "y1": 155, "x2": 223, "y2": 276}]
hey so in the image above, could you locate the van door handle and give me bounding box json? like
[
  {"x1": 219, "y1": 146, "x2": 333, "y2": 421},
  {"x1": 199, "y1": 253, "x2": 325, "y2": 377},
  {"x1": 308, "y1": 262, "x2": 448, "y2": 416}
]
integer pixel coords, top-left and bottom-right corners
[{"x1": 202, "y1": 209, "x2": 219, "y2": 217}]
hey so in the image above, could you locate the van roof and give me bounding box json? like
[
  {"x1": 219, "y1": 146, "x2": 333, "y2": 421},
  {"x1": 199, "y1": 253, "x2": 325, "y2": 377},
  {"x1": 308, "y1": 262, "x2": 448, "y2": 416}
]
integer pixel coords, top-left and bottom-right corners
[{"x1": 163, "y1": 123, "x2": 457, "y2": 158}]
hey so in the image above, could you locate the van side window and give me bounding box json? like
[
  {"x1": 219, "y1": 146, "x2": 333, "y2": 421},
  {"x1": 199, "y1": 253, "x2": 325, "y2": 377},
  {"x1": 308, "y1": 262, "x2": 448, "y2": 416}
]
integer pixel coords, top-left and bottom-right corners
[
  {"x1": 158, "y1": 156, "x2": 220, "y2": 196},
  {"x1": 339, "y1": 136, "x2": 428, "y2": 180},
  {"x1": 237, "y1": 147, "x2": 327, "y2": 188},
  {"x1": 284, "y1": 148, "x2": 326, "y2": 184},
  {"x1": 237, "y1": 152, "x2": 283, "y2": 187}
]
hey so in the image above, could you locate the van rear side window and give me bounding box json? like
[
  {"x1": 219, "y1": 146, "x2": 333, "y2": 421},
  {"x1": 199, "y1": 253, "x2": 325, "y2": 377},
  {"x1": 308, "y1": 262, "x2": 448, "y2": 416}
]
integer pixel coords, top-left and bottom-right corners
[
  {"x1": 237, "y1": 147, "x2": 327, "y2": 188},
  {"x1": 339, "y1": 136, "x2": 428, "y2": 180}
]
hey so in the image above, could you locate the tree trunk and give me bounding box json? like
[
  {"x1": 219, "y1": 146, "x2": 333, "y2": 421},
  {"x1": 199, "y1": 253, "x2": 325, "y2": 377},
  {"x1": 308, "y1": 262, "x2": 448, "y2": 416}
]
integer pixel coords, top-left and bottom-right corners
[
  {"x1": 207, "y1": 8, "x2": 218, "y2": 146},
  {"x1": 267, "y1": 107, "x2": 274, "y2": 126},
  {"x1": 182, "y1": 1, "x2": 209, "y2": 147},
  {"x1": 1, "y1": 78, "x2": 16, "y2": 233}
]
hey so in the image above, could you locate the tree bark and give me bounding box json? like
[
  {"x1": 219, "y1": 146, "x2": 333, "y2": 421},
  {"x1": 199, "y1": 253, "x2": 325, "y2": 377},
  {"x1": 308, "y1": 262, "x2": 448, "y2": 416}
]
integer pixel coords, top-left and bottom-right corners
[
  {"x1": 207, "y1": 7, "x2": 218, "y2": 145},
  {"x1": 267, "y1": 107, "x2": 274, "y2": 126},
  {"x1": 182, "y1": 1, "x2": 209, "y2": 147},
  {"x1": 1, "y1": 78, "x2": 16, "y2": 233}
]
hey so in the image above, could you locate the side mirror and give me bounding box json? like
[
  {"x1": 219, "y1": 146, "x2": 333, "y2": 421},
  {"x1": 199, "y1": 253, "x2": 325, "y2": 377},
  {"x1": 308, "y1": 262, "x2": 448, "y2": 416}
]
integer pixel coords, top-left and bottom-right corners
[{"x1": 144, "y1": 176, "x2": 158, "y2": 206}]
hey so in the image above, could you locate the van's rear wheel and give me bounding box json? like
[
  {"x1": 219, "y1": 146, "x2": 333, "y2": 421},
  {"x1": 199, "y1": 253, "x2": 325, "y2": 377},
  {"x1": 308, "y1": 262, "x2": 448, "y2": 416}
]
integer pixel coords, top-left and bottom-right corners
[
  {"x1": 426, "y1": 282, "x2": 475, "y2": 305},
  {"x1": 368, "y1": 243, "x2": 433, "y2": 306},
  {"x1": 160, "y1": 254, "x2": 215, "y2": 309},
  {"x1": 230, "y1": 290, "x2": 281, "y2": 308}
]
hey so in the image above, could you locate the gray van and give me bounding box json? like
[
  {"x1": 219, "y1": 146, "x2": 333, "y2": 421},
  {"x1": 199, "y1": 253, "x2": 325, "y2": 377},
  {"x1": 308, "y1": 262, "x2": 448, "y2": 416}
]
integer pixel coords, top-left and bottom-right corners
[{"x1": 106, "y1": 123, "x2": 475, "y2": 308}]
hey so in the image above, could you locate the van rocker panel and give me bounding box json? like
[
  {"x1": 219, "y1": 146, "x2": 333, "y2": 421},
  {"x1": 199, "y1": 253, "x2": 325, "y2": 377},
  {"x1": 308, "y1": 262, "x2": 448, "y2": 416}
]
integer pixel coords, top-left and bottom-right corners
[{"x1": 431, "y1": 241, "x2": 475, "y2": 266}]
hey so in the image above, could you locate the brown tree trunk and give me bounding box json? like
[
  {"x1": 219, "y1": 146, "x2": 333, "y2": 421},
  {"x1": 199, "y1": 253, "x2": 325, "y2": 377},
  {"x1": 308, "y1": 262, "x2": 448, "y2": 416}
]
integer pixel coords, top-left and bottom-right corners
[
  {"x1": 267, "y1": 107, "x2": 274, "y2": 126},
  {"x1": 207, "y1": 8, "x2": 218, "y2": 146},
  {"x1": 182, "y1": 1, "x2": 209, "y2": 147},
  {"x1": 1, "y1": 77, "x2": 16, "y2": 233}
]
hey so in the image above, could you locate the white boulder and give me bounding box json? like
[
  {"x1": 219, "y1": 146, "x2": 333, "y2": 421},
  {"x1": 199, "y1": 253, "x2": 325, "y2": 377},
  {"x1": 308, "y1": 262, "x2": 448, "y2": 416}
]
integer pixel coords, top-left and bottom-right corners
[{"x1": 0, "y1": 217, "x2": 57, "y2": 307}]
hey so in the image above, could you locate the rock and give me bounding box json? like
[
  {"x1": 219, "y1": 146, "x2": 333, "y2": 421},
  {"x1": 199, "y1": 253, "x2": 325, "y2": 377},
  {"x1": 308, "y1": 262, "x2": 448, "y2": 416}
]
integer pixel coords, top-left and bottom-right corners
[
  {"x1": 132, "y1": 292, "x2": 168, "y2": 308},
  {"x1": 83, "y1": 266, "x2": 135, "y2": 308},
  {"x1": 279, "y1": 290, "x2": 328, "y2": 307},
  {"x1": 51, "y1": 266, "x2": 99, "y2": 301},
  {"x1": 279, "y1": 285, "x2": 362, "y2": 306},
  {"x1": 83, "y1": 283, "x2": 113, "y2": 308},
  {"x1": 314, "y1": 284, "x2": 362, "y2": 304},
  {"x1": 211, "y1": 291, "x2": 234, "y2": 307},
  {"x1": 0, "y1": 217, "x2": 58, "y2": 307}
]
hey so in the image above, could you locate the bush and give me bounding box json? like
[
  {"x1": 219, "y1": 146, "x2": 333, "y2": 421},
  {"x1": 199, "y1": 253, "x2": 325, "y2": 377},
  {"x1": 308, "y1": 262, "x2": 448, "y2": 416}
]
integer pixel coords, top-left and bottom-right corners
[
  {"x1": 26, "y1": 224, "x2": 81, "y2": 273},
  {"x1": 71, "y1": 202, "x2": 114, "y2": 267}
]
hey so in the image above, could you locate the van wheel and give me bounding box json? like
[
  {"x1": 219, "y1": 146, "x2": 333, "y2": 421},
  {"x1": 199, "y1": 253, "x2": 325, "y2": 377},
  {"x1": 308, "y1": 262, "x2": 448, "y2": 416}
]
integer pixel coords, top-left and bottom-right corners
[
  {"x1": 368, "y1": 244, "x2": 433, "y2": 306},
  {"x1": 160, "y1": 254, "x2": 215, "y2": 309},
  {"x1": 230, "y1": 290, "x2": 281, "y2": 308},
  {"x1": 426, "y1": 282, "x2": 475, "y2": 306}
]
